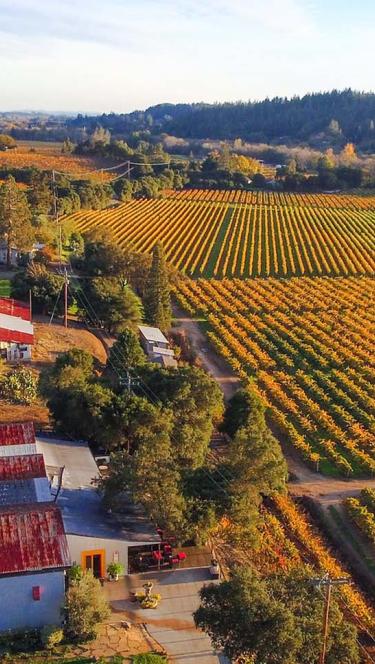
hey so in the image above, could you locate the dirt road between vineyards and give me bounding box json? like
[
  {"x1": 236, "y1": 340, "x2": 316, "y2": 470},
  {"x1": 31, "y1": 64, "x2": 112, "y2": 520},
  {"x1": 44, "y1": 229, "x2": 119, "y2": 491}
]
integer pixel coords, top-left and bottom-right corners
[
  {"x1": 173, "y1": 305, "x2": 375, "y2": 503},
  {"x1": 173, "y1": 305, "x2": 241, "y2": 400}
]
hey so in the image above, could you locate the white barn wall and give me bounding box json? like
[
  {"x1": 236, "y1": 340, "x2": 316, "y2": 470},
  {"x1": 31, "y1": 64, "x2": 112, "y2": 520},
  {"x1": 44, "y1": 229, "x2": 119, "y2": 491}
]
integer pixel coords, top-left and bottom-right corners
[{"x1": 0, "y1": 571, "x2": 65, "y2": 631}]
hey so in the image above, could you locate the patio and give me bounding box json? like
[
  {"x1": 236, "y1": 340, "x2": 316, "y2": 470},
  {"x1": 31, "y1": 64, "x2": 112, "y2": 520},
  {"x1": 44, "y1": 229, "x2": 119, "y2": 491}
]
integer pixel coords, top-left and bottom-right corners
[{"x1": 104, "y1": 566, "x2": 228, "y2": 664}]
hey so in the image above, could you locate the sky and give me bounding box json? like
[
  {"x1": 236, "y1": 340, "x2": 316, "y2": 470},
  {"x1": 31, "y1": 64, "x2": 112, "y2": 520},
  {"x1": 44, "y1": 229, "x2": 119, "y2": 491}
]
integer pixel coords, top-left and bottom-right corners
[{"x1": 0, "y1": 0, "x2": 374, "y2": 113}]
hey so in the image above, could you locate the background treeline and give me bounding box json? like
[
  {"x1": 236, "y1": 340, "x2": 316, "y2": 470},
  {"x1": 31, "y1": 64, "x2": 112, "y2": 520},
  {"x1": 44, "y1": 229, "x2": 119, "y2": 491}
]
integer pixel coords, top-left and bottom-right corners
[
  {"x1": 65, "y1": 90, "x2": 375, "y2": 150},
  {"x1": 3, "y1": 90, "x2": 375, "y2": 151}
]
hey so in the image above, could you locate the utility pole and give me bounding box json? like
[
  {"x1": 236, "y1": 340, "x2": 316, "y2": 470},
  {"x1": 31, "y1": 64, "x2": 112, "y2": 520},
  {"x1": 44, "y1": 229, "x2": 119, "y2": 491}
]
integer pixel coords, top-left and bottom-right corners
[
  {"x1": 52, "y1": 170, "x2": 62, "y2": 266},
  {"x1": 63, "y1": 268, "x2": 69, "y2": 328},
  {"x1": 311, "y1": 574, "x2": 351, "y2": 664},
  {"x1": 120, "y1": 369, "x2": 139, "y2": 392}
]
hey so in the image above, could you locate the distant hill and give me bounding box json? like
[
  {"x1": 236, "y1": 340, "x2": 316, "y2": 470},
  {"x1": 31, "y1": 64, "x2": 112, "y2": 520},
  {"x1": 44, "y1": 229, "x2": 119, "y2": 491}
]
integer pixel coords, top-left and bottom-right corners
[{"x1": 67, "y1": 90, "x2": 375, "y2": 150}]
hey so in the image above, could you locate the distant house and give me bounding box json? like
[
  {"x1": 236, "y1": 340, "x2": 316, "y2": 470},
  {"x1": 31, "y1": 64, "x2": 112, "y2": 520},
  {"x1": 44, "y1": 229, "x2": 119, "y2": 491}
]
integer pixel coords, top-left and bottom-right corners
[
  {"x1": 0, "y1": 422, "x2": 70, "y2": 632},
  {"x1": 0, "y1": 297, "x2": 34, "y2": 361},
  {"x1": 0, "y1": 242, "x2": 19, "y2": 266},
  {"x1": 37, "y1": 437, "x2": 161, "y2": 579},
  {"x1": 138, "y1": 325, "x2": 177, "y2": 368}
]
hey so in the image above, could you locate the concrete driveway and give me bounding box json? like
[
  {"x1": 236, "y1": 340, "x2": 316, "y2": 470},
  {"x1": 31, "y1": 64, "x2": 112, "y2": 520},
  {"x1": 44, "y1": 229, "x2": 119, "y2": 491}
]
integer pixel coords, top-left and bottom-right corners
[{"x1": 106, "y1": 567, "x2": 228, "y2": 663}]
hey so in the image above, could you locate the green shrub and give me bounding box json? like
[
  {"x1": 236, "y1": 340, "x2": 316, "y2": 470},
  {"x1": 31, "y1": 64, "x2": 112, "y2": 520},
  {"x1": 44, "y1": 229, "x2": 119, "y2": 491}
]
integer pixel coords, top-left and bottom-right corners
[
  {"x1": 67, "y1": 563, "x2": 84, "y2": 584},
  {"x1": 0, "y1": 365, "x2": 37, "y2": 404},
  {"x1": 0, "y1": 627, "x2": 40, "y2": 653},
  {"x1": 40, "y1": 624, "x2": 64, "y2": 649},
  {"x1": 64, "y1": 570, "x2": 110, "y2": 641}
]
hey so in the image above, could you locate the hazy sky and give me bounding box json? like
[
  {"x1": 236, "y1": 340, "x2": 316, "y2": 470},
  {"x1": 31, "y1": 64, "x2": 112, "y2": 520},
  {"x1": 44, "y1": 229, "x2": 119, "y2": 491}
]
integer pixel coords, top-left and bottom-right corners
[{"x1": 1, "y1": 0, "x2": 374, "y2": 112}]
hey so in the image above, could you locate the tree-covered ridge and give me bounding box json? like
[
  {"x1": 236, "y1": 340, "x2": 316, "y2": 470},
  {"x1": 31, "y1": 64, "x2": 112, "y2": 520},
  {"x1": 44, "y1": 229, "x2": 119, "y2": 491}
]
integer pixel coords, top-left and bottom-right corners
[{"x1": 67, "y1": 90, "x2": 375, "y2": 148}]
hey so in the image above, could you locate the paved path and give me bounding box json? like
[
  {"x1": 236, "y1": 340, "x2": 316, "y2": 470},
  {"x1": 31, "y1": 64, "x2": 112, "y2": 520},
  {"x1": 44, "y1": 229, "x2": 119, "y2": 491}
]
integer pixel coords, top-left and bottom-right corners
[
  {"x1": 173, "y1": 306, "x2": 375, "y2": 502},
  {"x1": 106, "y1": 568, "x2": 229, "y2": 664}
]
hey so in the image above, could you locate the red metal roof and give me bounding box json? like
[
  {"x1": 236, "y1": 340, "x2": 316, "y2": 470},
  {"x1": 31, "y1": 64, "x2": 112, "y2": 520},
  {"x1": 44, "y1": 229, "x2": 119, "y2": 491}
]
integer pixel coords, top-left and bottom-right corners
[
  {"x1": 0, "y1": 503, "x2": 70, "y2": 575},
  {"x1": 0, "y1": 422, "x2": 36, "y2": 447},
  {"x1": 0, "y1": 327, "x2": 34, "y2": 345},
  {"x1": 0, "y1": 454, "x2": 46, "y2": 481},
  {"x1": 0, "y1": 298, "x2": 31, "y2": 321}
]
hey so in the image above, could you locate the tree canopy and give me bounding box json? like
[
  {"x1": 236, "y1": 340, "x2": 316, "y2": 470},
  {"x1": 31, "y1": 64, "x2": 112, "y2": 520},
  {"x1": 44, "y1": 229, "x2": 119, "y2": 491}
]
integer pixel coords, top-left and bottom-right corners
[
  {"x1": 79, "y1": 277, "x2": 143, "y2": 333},
  {"x1": 0, "y1": 175, "x2": 34, "y2": 265},
  {"x1": 194, "y1": 566, "x2": 359, "y2": 664},
  {"x1": 143, "y1": 242, "x2": 172, "y2": 332}
]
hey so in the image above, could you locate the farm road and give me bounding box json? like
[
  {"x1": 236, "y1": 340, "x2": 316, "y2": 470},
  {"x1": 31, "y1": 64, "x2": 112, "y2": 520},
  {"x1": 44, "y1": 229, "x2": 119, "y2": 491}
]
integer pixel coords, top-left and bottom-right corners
[
  {"x1": 173, "y1": 304, "x2": 241, "y2": 400},
  {"x1": 173, "y1": 305, "x2": 375, "y2": 503}
]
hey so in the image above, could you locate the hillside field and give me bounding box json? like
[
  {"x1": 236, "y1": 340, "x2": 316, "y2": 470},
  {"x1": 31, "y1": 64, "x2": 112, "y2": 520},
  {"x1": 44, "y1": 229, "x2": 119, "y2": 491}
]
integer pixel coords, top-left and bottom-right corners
[
  {"x1": 176, "y1": 276, "x2": 375, "y2": 477},
  {"x1": 69, "y1": 190, "x2": 375, "y2": 278},
  {"x1": 0, "y1": 140, "x2": 113, "y2": 181}
]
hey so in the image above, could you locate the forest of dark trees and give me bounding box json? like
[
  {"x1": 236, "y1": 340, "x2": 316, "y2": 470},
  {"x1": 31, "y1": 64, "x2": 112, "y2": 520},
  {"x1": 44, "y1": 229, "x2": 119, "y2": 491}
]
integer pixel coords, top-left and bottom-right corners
[
  {"x1": 65, "y1": 90, "x2": 375, "y2": 150},
  {"x1": 3, "y1": 90, "x2": 375, "y2": 151}
]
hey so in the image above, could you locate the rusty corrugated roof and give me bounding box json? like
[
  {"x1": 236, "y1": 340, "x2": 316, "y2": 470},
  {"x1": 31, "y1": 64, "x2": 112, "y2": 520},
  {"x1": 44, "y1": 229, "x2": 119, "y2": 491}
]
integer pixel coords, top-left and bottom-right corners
[
  {"x1": 0, "y1": 503, "x2": 70, "y2": 575},
  {"x1": 0, "y1": 422, "x2": 36, "y2": 447},
  {"x1": 0, "y1": 454, "x2": 46, "y2": 481}
]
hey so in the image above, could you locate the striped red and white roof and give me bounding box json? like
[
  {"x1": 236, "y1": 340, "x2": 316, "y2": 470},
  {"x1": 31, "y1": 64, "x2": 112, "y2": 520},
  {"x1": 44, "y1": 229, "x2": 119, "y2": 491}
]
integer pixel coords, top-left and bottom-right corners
[
  {"x1": 0, "y1": 313, "x2": 34, "y2": 345},
  {"x1": 0, "y1": 503, "x2": 70, "y2": 575},
  {"x1": 0, "y1": 298, "x2": 31, "y2": 321}
]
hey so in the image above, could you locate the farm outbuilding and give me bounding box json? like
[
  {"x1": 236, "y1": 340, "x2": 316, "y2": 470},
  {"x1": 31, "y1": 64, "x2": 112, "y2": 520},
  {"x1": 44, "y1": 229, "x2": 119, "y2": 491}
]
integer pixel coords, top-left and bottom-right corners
[
  {"x1": 138, "y1": 325, "x2": 177, "y2": 368},
  {"x1": 0, "y1": 297, "x2": 34, "y2": 361},
  {"x1": 0, "y1": 242, "x2": 19, "y2": 266}
]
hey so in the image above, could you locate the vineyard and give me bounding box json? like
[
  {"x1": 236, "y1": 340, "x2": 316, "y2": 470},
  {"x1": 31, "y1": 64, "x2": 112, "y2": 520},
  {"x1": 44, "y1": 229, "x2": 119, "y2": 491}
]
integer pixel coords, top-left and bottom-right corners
[
  {"x1": 345, "y1": 489, "x2": 375, "y2": 544},
  {"x1": 69, "y1": 191, "x2": 375, "y2": 278},
  {"x1": 0, "y1": 141, "x2": 113, "y2": 182},
  {"x1": 215, "y1": 494, "x2": 375, "y2": 634},
  {"x1": 175, "y1": 276, "x2": 375, "y2": 477}
]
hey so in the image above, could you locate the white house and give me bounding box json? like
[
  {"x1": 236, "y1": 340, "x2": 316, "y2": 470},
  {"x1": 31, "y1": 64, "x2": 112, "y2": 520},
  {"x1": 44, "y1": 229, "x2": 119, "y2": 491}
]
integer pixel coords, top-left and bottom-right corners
[
  {"x1": 0, "y1": 242, "x2": 19, "y2": 266},
  {"x1": 37, "y1": 437, "x2": 161, "y2": 579},
  {"x1": 0, "y1": 298, "x2": 34, "y2": 361},
  {"x1": 138, "y1": 325, "x2": 177, "y2": 368}
]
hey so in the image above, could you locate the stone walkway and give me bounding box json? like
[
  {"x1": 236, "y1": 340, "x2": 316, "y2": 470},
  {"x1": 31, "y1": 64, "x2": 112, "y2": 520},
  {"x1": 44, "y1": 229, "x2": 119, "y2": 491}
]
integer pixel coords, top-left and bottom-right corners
[{"x1": 67, "y1": 621, "x2": 164, "y2": 660}]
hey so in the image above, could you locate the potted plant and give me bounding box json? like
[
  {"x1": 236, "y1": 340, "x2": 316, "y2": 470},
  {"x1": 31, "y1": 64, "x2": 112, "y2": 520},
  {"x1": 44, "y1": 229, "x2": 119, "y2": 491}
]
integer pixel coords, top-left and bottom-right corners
[{"x1": 107, "y1": 562, "x2": 124, "y2": 581}]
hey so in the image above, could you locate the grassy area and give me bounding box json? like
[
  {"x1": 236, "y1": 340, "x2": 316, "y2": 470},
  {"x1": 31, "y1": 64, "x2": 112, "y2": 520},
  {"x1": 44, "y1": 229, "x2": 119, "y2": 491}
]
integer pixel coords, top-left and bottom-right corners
[{"x1": 0, "y1": 279, "x2": 11, "y2": 297}]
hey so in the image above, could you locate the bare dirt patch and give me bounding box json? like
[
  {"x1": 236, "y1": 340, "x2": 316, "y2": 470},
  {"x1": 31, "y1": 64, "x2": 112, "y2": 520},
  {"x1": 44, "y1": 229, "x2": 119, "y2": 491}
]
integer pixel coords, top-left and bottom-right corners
[
  {"x1": 32, "y1": 321, "x2": 108, "y2": 367},
  {"x1": 0, "y1": 322, "x2": 107, "y2": 427}
]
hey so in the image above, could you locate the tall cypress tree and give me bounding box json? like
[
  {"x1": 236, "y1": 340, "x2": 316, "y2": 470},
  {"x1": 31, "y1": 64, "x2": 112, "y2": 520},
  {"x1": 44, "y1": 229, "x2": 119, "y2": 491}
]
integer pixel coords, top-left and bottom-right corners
[
  {"x1": 0, "y1": 176, "x2": 33, "y2": 266},
  {"x1": 143, "y1": 242, "x2": 172, "y2": 332}
]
